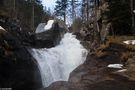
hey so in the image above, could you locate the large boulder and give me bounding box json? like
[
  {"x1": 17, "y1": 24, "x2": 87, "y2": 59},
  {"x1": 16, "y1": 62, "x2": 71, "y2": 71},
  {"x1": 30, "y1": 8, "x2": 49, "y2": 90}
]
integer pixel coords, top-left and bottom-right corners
[
  {"x1": 42, "y1": 81, "x2": 68, "y2": 90},
  {"x1": 0, "y1": 29, "x2": 42, "y2": 90},
  {"x1": 35, "y1": 19, "x2": 67, "y2": 48},
  {"x1": 68, "y1": 54, "x2": 135, "y2": 90}
]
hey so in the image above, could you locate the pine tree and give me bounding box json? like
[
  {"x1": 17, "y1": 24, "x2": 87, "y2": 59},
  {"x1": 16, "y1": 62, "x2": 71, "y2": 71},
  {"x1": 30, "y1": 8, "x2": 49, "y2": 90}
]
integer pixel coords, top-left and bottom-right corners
[
  {"x1": 69, "y1": 0, "x2": 79, "y2": 21},
  {"x1": 55, "y1": 0, "x2": 68, "y2": 23}
]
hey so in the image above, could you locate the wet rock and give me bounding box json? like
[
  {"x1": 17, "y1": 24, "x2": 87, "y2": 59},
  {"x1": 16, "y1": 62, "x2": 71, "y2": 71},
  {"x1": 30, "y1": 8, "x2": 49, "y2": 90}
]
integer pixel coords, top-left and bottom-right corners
[
  {"x1": 46, "y1": 81, "x2": 68, "y2": 90},
  {"x1": 40, "y1": 81, "x2": 68, "y2": 90},
  {"x1": 0, "y1": 31, "x2": 42, "y2": 90}
]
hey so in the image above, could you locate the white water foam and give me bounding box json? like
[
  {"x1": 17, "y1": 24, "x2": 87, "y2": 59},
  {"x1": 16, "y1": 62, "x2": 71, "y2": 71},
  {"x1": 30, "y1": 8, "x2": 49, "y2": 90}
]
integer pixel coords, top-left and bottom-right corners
[{"x1": 31, "y1": 33, "x2": 88, "y2": 87}]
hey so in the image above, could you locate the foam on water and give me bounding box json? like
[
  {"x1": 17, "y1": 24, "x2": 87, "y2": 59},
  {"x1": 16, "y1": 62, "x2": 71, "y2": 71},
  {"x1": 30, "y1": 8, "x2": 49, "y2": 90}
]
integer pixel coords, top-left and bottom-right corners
[{"x1": 31, "y1": 33, "x2": 88, "y2": 87}]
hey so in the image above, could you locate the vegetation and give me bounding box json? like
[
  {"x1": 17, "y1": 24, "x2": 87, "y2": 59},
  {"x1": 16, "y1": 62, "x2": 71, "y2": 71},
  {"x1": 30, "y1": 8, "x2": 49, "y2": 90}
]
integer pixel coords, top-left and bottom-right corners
[
  {"x1": 0, "y1": 0, "x2": 51, "y2": 32},
  {"x1": 0, "y1": 0, "x2": 134, "y2": 40},
  {"x1": 97, "y1": 35, "x2": 135, "y2": 63},
  {"x1": 0, "y1": 0, "x2": 135, "y2": 89},
  {"x1": 55, "y1": 0, "x2": 68, "y2": 23},
  {"x1": 107, "y1": 0, "x2": 132, "y2": 35}
]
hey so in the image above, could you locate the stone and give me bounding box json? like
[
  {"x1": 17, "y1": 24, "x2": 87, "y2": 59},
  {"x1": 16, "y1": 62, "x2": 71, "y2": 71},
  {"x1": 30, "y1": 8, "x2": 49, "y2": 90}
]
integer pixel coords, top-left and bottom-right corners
[
  {"x1": 40, "y1": 81, "x2": 68, "y2": 90},
  {"x1": 68, "y1": 52, "x2": 135, "y2": 90},
  {"x1": 0, "y1": 31, "x2": 42, "y2": 90},
  {"x1": 35, "y1": 19, "x2": 67, "y2": 48}
]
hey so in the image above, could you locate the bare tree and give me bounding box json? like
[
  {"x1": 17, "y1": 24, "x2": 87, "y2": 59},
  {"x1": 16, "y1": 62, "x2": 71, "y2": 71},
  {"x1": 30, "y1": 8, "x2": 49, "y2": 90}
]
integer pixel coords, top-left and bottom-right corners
[
  {"x1": 82, "y1": 0, "x2": 90, "y2": 23},
  {"x1": 130, "y1": 0, "x2": 135, "y2": 33}
]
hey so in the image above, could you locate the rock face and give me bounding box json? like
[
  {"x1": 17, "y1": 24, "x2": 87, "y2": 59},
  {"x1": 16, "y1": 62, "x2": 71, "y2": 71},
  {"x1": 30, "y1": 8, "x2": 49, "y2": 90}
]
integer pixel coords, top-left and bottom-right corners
[
  {"x1": 44, "y1": 81, "x2": 68, "y2": 90},
  {"x1": 0, "y1": 29, "x2": 42, "y2": 90},
  {"x1": 68, "y1": 55, "x2": 134, "y2": 90},
  {"x1": 0, "y1": 19, "x2": 68, "y2": 90}
]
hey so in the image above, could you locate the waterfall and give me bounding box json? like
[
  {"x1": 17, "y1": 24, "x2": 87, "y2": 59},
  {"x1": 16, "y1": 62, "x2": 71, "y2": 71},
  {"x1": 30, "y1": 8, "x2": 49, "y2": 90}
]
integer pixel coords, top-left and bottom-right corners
[{"x1": 30, "y1": 33, "x2": 88, "y2": 87}]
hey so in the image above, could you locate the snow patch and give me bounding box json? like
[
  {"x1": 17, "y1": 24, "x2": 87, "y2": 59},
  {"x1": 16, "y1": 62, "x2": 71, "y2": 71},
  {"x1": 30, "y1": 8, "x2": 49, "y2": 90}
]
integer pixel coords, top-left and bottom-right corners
[
  {"x1": 123, "y1": 40, "x2": 135, "y2": 45},
  {"x1": 35, "y1": 20, "x2": 54, "y2": 33},
  {"x1": 0, "y1": 26, "x2": 6, "y2": 31},
  {"x1": 117, "y1": 69, "x2": 127, "y2": 72},
  {"x1": 35, "y1": 23, "x2": 46, "y2": 33},
  {"x1": 107, "y1": 64, "x2": 123, "y2": 69},
  {"x1": 44, "y1": 20, "x2": 54, "y2": 30},
  {"x1": 133, "y1": 10, "x2": 135, "y2": 13}
]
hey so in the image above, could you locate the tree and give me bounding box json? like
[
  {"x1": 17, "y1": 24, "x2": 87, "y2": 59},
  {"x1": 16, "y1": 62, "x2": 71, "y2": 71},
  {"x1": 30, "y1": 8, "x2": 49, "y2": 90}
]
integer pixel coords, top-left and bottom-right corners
[
  {"x1": 0, "y1": 0, "x2": 51, "y2": 32},
  {"x1": 130, "y1": 0, "x2": 135, "y2": 34},
  {"x1": 69, "y1": 0, "x2": 79, "y2": 21},
  {"x1": 55, "y1": 0, "x2": 68, "y2": 23},
  {"x1": 107, "y1": 0, "x2": 132, "y2": 35},
  {"x1": 81, "y1": 0, "x2": 88, "y2": 22},
  {"x1": 31, "y1": 0, "x2": 35, "y2": 32}
]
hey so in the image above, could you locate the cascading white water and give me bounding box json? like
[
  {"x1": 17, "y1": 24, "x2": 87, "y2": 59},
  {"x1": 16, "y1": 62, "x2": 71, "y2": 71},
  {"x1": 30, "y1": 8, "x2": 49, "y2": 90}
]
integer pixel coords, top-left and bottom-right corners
[{"x1": 30, "y1": 33, "x2": 88, "y2": 87}]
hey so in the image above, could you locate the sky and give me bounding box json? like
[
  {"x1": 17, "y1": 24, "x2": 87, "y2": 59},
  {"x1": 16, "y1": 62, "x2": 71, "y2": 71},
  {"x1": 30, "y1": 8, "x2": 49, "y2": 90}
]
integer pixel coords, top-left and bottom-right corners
[
  {"x1": 41, "y1": 0, "x2": 57, "y2": 11},
  {"x1": 41, "y1": 0, "x2": 81, "y2": 25},
  {"x1": 41, "y1": 0, "x2": 71, "y2": 25}
]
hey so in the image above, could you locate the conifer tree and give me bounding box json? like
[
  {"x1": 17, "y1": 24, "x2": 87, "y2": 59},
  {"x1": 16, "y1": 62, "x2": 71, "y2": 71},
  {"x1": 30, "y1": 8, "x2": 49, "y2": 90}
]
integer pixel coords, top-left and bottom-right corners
[{"x1": 55, "y1": 0, "x2": 68, "y2": 23}]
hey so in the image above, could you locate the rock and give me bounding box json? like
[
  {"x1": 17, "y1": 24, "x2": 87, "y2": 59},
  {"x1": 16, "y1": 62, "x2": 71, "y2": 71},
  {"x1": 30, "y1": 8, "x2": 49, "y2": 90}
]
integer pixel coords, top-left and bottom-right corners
[
  {"x1": 0, "y1": 31, "x2": 42, "y2": 90},
  {"x1": 73, "y1": 32, "x2": 82, "y2": 40},
  {"x1": 41, "y1": 81, "x2": 68, "y2": 90},
  {"x1": 38, "y1": 39, "x2": 135, "y2": 90},
  {"x1": 68, "y1": 55, "x2": 108, "y2": 90},
  {"x1": 103, "y1": 43, "x2": 128, "y2": 52},
  {"x1": 0, "y1": 26, "x2": 7, "y2": 34},
  {"x1": 123, "y1": 56, "x2": 135, "y2": 80},
  {"x1": 35, "y1": 19, "x2": 67, "y2": 48},
  {"x1": 68, "y1": 53, "x2": 135, "y2": 90}
]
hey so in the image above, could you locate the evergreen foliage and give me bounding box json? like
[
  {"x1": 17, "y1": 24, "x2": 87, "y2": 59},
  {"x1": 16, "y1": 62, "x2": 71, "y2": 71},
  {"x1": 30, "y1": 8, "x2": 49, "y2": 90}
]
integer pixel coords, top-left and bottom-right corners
[
  {"x1": 54, "y1": 0, "x2": 68, "y2": 22},
  {"x1": 103, "y1": 0, "x2": 132, "y2": 35},
  {"x1": 0, "y1": 0, "x2": 51, "y2": 32}
]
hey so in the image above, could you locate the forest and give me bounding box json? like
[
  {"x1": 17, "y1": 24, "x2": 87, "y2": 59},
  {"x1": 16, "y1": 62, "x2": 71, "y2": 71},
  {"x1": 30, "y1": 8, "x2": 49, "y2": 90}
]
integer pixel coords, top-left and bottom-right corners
[
  {"x1": 0, "y1": 0, "x2": 135, "y2": 90},
  {"x1": 0, "y1": 0, "x2": 134, "y2": 35}
]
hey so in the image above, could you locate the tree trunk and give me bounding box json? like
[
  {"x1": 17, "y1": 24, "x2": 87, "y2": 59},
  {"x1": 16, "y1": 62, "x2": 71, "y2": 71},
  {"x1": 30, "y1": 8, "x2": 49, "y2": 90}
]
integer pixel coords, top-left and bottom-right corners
[
  {"x1": 130, "y1": 0, "x2": 135, "y2": 34},
  {"x1": 31, "y1": 0, "x2": 34, "y2": 32},
  {"x1": 71, "y1": 0, "x2": 75, "y2": 21},
  {"x1": 64, "y1": 13, "x2": 66, "y2": 23},
  {"x1": 11, "y1": 0, "x2": 16, "y2": 19},
  {"x1": 86, "y1": 0, "x2": 89, "y2": 22}
]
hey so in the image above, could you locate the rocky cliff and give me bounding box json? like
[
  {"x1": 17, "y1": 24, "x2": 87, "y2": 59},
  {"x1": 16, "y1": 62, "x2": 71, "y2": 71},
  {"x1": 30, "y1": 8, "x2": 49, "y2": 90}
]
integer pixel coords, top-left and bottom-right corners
[
  {"x1": 0, "y1": 28, "x2": 42, "y2": 90},
  {"x1": 0, "y1": 19, "x2": 67, "y2": 90}
]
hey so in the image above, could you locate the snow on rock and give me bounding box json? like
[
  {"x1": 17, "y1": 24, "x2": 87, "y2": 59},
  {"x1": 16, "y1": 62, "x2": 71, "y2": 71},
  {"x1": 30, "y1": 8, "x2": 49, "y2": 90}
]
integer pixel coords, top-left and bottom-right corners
[
  {"x1": 123, "y1": 40, "x2": 135, "y2": 45},
  {"x1": 107, "y1": 64, "x2": 123, "y2": 69},
  {"x1": 35, "y1": 23, "x2": 46, "y2": 33},
  {"x1": 36, "y1": 20, "x2": 54, "y2": 33},
  {"x1": 0, "y1": 26, "x2": 5, "y2": 30},
  {"x1": 116, "y1": 69, "x2": 127, "y2": 72},
  {"x1": 134, "y1": 10, "x2": 135, "y2": 13},
  {"x1": 44, "y1": 20, "x2": 54, "y2": 30},
  {"x1": 0, "y1": 26, "x2": 6, "y2": 32}
]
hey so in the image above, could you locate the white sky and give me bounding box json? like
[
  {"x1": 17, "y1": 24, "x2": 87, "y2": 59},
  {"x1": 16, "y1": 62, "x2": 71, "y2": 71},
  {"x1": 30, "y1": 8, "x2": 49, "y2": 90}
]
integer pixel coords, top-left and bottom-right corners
[{"x1": 41, "y1": 0, "x2": 57, "y2": 10}]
